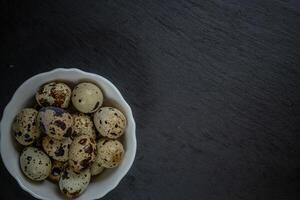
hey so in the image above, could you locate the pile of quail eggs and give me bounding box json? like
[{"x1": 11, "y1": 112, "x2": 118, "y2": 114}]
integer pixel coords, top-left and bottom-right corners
[{"x1": 13, "y1": 82, "x2": 126, "y2": 198}]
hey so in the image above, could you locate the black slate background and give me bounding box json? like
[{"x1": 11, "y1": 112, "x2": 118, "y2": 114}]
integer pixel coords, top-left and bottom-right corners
[{"x1": 0, "y1": 0, "x2": 300, "y2": 200}]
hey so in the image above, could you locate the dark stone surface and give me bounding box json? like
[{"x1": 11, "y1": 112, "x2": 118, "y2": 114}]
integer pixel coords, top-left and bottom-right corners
[{"x1": 0, "y1": 0, "x2": 300, "y2": 199}]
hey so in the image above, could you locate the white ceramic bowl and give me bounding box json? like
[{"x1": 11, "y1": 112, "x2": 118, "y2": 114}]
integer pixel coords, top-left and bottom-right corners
[{"x1": 0, "y1": 68, "x2": 136, "y2": 200}]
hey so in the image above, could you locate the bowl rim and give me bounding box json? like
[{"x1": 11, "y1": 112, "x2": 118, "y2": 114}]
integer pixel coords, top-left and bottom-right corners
[{"x1": 0, "y1": 68, "x2": 137, "y2": 200}]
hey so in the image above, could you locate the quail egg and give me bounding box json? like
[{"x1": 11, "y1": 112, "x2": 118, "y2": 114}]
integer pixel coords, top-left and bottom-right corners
[
  {"x1": 93, "y1": 107, "x2": 126, "y2": 139},
  {"x1": 59, "y1": 167, "x2": 91, "y2": 198},
  {"x1": 36, "y1": 82, "x2": 71, "y2": 108},
  {"x1": 71, "y1": 82, "x2": 103, "y2": 113},
  {"x1": 72, "y1": 113, "x2": 96, "y2": 139},
  {"x1": 38, "y1": 107, "x2": 73, "y2": 140},
  {"x1": 48, "y1": 160, "x2": 66, "y2": 182},
  {"x1": 96, "y1": 139, "x2": 124, "y2": 168},
  {"x1": 69, "y1": 135, "x2": 97, "y2": 173},
  {"x1": 20, "y1": 147, "x2": 52, "y2": 181},
  {"x1": 42, "y1": 136, "x2": 72, "y2": 162},
  {"x1": 13, "y1": 108, "x2": 41, "y2": 146}
]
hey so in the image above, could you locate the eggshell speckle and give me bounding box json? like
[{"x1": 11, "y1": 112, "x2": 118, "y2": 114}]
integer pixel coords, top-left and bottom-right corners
[
  {"x1": 48, "y1": 160, "x2": 66, "y2": 182},
  {"x1": 69, "y1": 135, "x2": 97, "y2": 173},
  {"x1": 72, "y1": 113, "x2": 96, "y2": 139},
  {"x1": 13, "y1": 108, "x2": 41, "y2": 145},
  {"x1": 42, "y1": 136, "x2": 72, "y2": 162},
  {"x1": 38, "y1": 107, "x2": 73, "y2": 140},
  {"x1": 20, "y1": 147, "x2": 52, "y2": 181},
  {"x1": 96, "y1": 139, "x2": 124, "y2": 168},
  {"x1": 59, "y1": 167, "x2": 91, "y2": 198},
  {"x1": 72, "y1": 82, "x2": 103, "y2": 113},
  {"x1": 36, "y1": 82, "x2": 71, "y2": 108},
  {"x1": 93, "y1": 107, "x2": 126, "y2": 139}
]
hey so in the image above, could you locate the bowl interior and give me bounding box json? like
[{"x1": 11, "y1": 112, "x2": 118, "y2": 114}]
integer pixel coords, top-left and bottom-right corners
[{"x1": 0, "y1": 68, "x2": 136, "y2": 200}]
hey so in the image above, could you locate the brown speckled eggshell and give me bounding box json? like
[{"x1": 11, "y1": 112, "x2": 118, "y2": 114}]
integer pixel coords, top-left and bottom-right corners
[
  {"x1": 48, "y1": 160, "x2": 66, "y2": 182},
  {"x1": 93, "y1": 107, "x2": 126, "y2": 139},
  {"x1": 38, "y1": 107, "x2": 73, "y2": 140},
  {"x1": 90, "y1": 138, "x2": 108, "y2": 176},
  {"x1": 71, "y1": 113, "x2": 96, "y2": 140},
  {"x1": 20, "y1": 147, "x2": 52, "y2": 181},
  {"x1": 71, "y1": 82, "x2": 103, "y2": 113},
  {"x1": 59, "y1": 167, "x2": 91, "y2": 198},
  {"x1": 12, "y1": 108, "x2": 41, "y2": 146},
  {"x1": 42, "y1": 136, "x2": 72, "y2": 162},
  {"x1": 68, "y1": 135, "x2": 97, "y2": 173},
  {"x1": 96, "y1": 139, "x2": 124, "y2": 168},
  {"x1": 35, "y1": 82, "x2": 72, "y2": 108}
]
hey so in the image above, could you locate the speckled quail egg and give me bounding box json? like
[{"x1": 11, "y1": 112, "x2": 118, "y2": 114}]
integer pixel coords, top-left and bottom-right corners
[
  {"x1": 13, "y1": 108, "x2": 41, "y2": 146},
  {"x1": 90, "y1": 139, "x2": 108, "y2": 176},
  {"x1": 69, "y1": 135, "x2": 97, "y2": 173},
  {"x1": 38, "y1": 107, "x2": 73, "y2": 140},
  {"x1": 71, "y1": 113, "x2": 96, "y2": 139},
  {"x1": 59, "y1": 167, "x2": 91, "y2": 198},
  {"x1": 96, "y1": 139, "x2": 124, "y2": 168},
  {"x1": 93, "y1": 107, "x2": 126, "y2": 139},
  {"x1": 42, "y1": 136, "x2": 72, "y2": 162},
  {"x1": 48, "y1": 160, "x2": 66, "y2": 182},
  {"x1": 36, "y1": 82, "x2": 71, "y2": 108},
  {"x1": 71, "y1": 82, "x2": 103, "y2": 113},
  {"x1": 20, "y1": 147, "x2": 52, "y2": 181}
]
